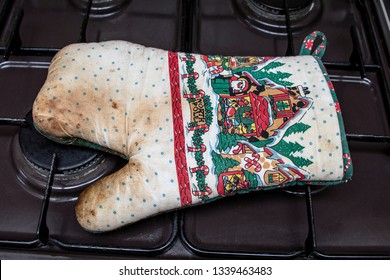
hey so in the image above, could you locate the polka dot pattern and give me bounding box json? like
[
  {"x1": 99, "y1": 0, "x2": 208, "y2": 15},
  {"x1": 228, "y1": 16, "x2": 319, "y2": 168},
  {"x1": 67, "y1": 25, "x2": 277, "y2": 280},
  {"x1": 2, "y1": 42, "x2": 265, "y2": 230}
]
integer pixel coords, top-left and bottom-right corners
[
  {"x1": 33, "y1": 41, "x2": 180, "y2": 232},
  {"x1": 280, "y1": 56, "x2": 344, "y2": 181}
]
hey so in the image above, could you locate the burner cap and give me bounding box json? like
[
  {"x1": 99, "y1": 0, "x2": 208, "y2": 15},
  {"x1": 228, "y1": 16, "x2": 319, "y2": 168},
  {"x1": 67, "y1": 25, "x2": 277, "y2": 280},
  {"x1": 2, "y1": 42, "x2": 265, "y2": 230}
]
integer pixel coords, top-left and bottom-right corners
[
  {"x1": 70, "y1": 0, "x2": 130, "y2": 18},
  {"x1": 19, "y1": 112, "x2": 100, "y2": 172},
  {"x1": 251, "y1": 0, "x2": 314, "y2": 15},
  {"x1": 232, "y1": 0, "x2": 320, "y2": 35}
]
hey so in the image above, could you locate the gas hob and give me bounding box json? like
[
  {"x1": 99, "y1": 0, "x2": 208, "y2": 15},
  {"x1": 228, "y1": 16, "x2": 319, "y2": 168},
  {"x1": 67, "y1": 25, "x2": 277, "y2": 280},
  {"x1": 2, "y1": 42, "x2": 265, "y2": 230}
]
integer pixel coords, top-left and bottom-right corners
[{"x1": 0, "y1": 0, "x2": 389, "y2": 259}]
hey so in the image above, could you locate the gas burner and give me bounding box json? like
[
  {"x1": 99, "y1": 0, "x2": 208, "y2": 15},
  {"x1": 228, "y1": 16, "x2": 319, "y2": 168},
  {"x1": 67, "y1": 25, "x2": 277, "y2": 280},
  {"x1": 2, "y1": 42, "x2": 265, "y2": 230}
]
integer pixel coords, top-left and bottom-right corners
[
  {"x1": 12, "y1": 112, "x2": 127, "y2": 202},
  {"x1": 231, "y1": 0, "x2": 321, "y2": 36},
  {"x1": 246, "y1": 0, "x2": 314, "y2": 18},
  {"x1": 70, "y1": 0, "x2": 131, "y2": 18},
  {"x1": 19, "y1": 112, "x2": 102, "y2": 173}
]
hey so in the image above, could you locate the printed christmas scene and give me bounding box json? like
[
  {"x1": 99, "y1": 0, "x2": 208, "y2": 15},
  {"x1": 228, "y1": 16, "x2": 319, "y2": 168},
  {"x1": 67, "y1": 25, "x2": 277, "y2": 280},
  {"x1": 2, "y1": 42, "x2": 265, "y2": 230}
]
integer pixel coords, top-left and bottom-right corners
[{"x1": 180, "y1": 54, "x2": 315, "y2": 200}]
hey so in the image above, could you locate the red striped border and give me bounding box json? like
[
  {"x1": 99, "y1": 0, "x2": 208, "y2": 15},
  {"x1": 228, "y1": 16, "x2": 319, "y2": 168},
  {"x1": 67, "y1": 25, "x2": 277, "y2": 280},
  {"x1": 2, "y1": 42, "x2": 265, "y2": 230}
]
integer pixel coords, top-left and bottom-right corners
[{"x1": 168, "y1": 51, "x2": 192, "y2": 206}]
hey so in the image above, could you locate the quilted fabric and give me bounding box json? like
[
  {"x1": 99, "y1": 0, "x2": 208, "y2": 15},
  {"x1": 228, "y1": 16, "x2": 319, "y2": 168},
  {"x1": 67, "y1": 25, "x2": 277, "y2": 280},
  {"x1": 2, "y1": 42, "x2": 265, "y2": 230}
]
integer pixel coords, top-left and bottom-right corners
[{"x1": 32, "y1": 34, "x2": 352, "y2": 232}]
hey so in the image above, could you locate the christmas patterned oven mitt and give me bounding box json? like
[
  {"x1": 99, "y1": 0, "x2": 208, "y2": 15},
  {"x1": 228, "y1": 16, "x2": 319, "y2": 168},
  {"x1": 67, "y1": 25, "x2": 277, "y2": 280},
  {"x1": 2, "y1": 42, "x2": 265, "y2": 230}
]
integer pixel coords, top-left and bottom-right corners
[{"x1": 33, "y1": 31, "x2": 352, "y2": 232}]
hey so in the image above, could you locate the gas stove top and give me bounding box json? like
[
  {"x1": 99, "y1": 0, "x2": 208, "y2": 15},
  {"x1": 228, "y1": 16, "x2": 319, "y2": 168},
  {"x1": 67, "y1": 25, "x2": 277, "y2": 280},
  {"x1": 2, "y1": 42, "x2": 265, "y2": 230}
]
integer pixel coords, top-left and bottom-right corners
[{"x1": 0, "y1": 0, "x2": 389, "y2": 259}]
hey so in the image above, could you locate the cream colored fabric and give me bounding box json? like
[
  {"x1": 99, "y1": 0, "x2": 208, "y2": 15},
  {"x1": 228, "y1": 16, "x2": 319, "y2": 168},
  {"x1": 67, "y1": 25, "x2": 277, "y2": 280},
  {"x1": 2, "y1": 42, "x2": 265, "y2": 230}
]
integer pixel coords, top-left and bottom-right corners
[{"x1": 34, "y1": 41, "x2": 181, "y2": 232}]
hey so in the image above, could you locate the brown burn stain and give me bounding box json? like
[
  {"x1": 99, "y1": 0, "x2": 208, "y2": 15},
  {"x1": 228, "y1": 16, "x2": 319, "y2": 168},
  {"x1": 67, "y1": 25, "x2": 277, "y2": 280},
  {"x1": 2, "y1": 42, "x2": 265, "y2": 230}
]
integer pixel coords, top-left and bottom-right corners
[
  {"x1": 123, "y1": 161, "x2": 156, "y2": 211},
  {"x1": 58, "y1": 108, "x2": 66, "y2": 114},
  {"x1": 76, "y1": 180, "x2": 113, "y2": 228},
  {"x1": 42, "y1": 115, "x2": 65, "y2": 136},
  {"x1": 48, "y1": 100, "x2": 58, "y2": 111},
  {"x1": 75, "y1": 160, "x2": 154, "y2": 231},
  {"x1": 130, "y1": 161, "x2": 141, "y2": 173}
]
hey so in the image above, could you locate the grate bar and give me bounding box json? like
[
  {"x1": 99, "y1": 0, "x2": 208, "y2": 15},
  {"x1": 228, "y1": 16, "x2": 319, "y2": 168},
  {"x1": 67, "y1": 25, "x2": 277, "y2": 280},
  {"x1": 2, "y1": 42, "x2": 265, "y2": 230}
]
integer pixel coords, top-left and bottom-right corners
[
  {"x1": 284, "y1": 0, "x2": 295, "y2": 56},
  {"x1": 0, "y1": 117, "x2": 27, "y2": 126},
  {"x1": 323, "y1": 61, "x2": 380, "y2": 71},
  {"x1": 349, "y1": 25, "x2": 367, "y2": 79},
  {"x1": 180, "y1": 0, "x2": 196, "y2": 53},
  {"x1": 4, "y1": 8, "x2": 23, "y2": 60},
  {"x1": 179, "y1": 211, "x2": 305, "y2": 259},
  {"x1": 0, "y1": 47, "x2": 60, "y2": 56},
  {"x1": 357, "y1": 0, "x2": 390, "y2": 117},
  {"x1": 0, "y1": 0, "x2": 13, "y2": 37},
  {"x1": 36, "y1": 153, "x2": 56, "y2": 246},
  {"x1": 304, "y1": 185, "x2": 317, "y2": 258},
  {"x1": 347, "y1": 133, "x2": 390, "y2": 142},
  {"x1": 79, "y1": 0, "x2": 93, "y2": 43}
]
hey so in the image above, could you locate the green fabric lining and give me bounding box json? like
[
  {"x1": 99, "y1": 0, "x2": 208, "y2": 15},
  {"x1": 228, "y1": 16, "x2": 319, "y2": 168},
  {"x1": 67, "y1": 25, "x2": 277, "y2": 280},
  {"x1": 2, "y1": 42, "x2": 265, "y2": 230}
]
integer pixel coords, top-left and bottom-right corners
[{"x1": 33, "y1": 121, "x2": 129, "y2": 160}]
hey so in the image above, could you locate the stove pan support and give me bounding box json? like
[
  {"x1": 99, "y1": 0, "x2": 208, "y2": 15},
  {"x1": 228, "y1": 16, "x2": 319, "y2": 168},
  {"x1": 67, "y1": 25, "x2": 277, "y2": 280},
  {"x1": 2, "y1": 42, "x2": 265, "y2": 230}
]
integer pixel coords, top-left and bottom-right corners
[
  {"x1": 79, "y1": 0, "x2": 93, "y2": 43},
  {"x1": 0, "y1": 7, "x2": 59, "y2": 59},
  {"x1": 324, "y1": 21, "x2": 390, "y2": 142},
  {"x1": 0, "y1": 0, "x2": 93, "y2": 60},
  {"x1": 50, "y1": 216, "x2": 179, "y2": 257},
  {"x1": 346, "y1": 23, "x2": 390, "y2": 142},
  {"x1": 0, "y1": 0, "x2": 13, "y2": 38},
  {"x1": 178, "y1": 212, "x2": 306, "y2": 259},
  {"x1": 349, "y1": 25, "x2": 367, "y2": 80},
  {"x1": 372, "y1": 0, "x2": 390, "y2": 64},
  {"x1": 0, "y1": 1, "x2": 75, "y2": 60},
  {"x1": 310, "y1": 11, "x2": 390, "y2": 255},
  {"x1": 359, "y1": 0, "x2": 390, "y2": 122},
  {"x1": 303, "y1": 18, "x2": 390, "y2": 258},
  {"x1": 309, "y1": 5, "x2": 390, "y2": 259},
  {"x1": 3, "y1": 8, "x2": 23, "y2": 60},
  {"x1": 303, "y1": 186, "x2": 316, "y2": 258},
  {"x1": 0, "y1": 0, "x2": 94, "y2": 59},
  {"x1": 0, "y1": 117, "x2": 27, "y2": 126},
  {"x1": 0, "y1": 118, "x2": 55, "y2": 248},
  {"x1": 35, "y1": 153, "x2": 56, "y2": 246},
  {"x1": 284, "y1": 0, "x2": 295, "y2": 56},
  {"x1": 180, "y1": 0, "x2": 196, "y2": 53}
]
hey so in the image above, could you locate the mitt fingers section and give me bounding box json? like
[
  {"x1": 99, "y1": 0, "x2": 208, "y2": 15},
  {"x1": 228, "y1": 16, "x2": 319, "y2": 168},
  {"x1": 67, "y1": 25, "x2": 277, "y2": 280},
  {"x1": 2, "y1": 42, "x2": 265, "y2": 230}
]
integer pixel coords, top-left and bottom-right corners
[{"x1": 75, "y1": 158, "x2": 181, "y2": 232}]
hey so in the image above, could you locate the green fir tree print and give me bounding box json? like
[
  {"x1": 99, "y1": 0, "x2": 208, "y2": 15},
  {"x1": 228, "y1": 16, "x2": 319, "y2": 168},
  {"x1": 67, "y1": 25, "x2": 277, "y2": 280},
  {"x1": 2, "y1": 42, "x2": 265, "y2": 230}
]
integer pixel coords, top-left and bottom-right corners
[
  {"x1": 217, "y1": 133, "x2": 247, "y2": 152},
  {"x1": 271, "y1": 122, "x2": 313, "y2": 168},
  {"x1": 284, "y1": 122, "x2": 311, "y2": 137},
  {"x1": 273, "y1": 140, "x2": 304, "y2": 155},
  {"x1": 290, "y1": 156, "x2": 313, "y2": 168},
  {"x1": 236, "y1": 60, "x2": 293, "y2": 87},
  {"x1": 260, "y1": 61, "x2": 284, "y2": 72},
  {"x1": 211, "y1": 151, "x2": 240, "y2": 175},
  {"x1": 243, "y1": 170, "x2": 259, "y2": 188}
]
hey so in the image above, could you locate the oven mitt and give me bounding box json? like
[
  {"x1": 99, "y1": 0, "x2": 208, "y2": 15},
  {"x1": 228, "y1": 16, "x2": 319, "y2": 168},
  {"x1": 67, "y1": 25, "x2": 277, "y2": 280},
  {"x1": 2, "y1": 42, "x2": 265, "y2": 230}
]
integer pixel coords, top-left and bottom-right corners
[{"x1": 32, "y1": 31, "x2": 352, "y2": 232}]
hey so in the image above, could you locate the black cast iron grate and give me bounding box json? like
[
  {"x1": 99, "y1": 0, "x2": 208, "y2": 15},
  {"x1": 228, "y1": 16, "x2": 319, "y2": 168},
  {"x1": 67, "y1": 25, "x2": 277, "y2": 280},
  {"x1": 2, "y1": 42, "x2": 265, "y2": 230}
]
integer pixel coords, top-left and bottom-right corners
[{"x1": 0, "y1": 0, "x2": 389, "y2": 259}]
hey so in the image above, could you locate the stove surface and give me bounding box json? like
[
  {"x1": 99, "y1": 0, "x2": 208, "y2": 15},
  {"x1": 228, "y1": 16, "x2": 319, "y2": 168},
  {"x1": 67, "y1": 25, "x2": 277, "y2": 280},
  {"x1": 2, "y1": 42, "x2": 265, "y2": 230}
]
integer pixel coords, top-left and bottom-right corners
[{"x1": 0, "y1": 0, "x2": 389, "y2": 259}]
